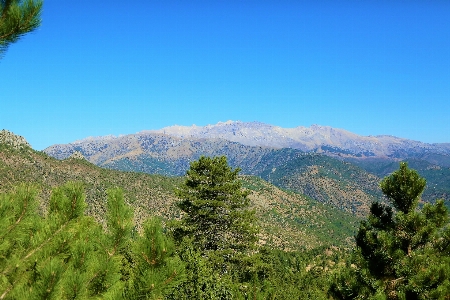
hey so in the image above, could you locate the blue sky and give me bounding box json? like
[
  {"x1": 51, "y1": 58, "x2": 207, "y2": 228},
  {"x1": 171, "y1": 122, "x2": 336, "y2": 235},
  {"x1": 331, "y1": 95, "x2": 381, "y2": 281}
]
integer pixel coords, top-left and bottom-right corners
[{"x1": 1, "y1": 1, "x2": 449, "y2": 150}]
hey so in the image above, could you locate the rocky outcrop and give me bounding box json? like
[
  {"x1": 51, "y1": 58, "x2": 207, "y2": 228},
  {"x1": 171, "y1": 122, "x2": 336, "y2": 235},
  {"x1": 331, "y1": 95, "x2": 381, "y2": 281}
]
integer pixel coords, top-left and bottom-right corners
[
  {"x1": 0, "y1": 129, "x2": 31, "y2": 150},
  {"x1": 68, "y1": 151, "x2": 86, "y2": 160}
]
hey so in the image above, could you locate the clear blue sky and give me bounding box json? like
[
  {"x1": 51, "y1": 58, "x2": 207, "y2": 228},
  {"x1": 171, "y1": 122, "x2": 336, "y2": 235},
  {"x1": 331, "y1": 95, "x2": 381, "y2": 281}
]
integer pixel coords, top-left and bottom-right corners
[{"x1": 1, "y1": 1, "x2": 449, "y2": 150}]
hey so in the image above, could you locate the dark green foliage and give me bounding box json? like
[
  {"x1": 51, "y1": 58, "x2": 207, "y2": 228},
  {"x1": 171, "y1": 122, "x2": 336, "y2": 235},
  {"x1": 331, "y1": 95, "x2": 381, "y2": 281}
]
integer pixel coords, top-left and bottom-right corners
[
  {"x1": 379, "y1": 162, "x2": 426, "y2": 214},
  {"x1": 331, "y1": 162, "x2": 450, "y2": 299},
  {"x1": 166, "y1": 237, "x2": 239, "y2": 300},
  {"x1": 0, "y1": 0, "x2": 42, "y2": 56},
  {"x1": 171, "y1": 156, "x2": 275, "y2": 297},
  {"x1": 174, "y1": 155, "x2": 258, "y2": 255}
]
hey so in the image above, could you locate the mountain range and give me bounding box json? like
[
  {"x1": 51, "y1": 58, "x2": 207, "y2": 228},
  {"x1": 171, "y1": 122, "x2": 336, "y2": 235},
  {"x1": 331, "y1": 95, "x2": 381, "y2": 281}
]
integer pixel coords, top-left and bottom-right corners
[
  {"x1": 150, "y1": 121, "x2": 450, "y2": 162},
  {"x1": 43, "y1": 121, "x2": 450, "y2": 215}
]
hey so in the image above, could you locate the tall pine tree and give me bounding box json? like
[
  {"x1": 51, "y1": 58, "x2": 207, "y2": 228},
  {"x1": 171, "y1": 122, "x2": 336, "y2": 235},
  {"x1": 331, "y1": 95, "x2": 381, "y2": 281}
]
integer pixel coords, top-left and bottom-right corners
[
  {"x1": 174, "y1": 156, "x2": 258, "y2": 254},
  {"x1": 173, "y1": 156, "x2": 258, "y2": 277}
]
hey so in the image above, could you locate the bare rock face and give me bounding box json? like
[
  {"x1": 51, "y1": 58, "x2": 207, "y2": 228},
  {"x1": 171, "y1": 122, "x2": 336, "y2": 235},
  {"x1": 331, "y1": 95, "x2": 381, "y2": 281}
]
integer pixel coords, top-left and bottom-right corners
[
  {"x1": 149, "y1": 121, "x2": 450, "y2": 159},
  {"x1": 0, "y1": 129, "x2": 31, "y2": 150}
]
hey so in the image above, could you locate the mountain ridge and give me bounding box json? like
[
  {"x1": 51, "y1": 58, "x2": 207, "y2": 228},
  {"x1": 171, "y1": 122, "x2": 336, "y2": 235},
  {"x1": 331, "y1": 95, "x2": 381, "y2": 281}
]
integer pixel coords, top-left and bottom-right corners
[
  {"x1": 147, "y1": 121, "x2": 450, "y2": 159},
  {"x1": 43, "y1": 121, "x2": 450, "y2": 214}
]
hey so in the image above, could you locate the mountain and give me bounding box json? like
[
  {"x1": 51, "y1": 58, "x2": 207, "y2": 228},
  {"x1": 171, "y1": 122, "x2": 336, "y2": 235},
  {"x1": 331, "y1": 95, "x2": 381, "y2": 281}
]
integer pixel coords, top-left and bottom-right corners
[
  {"x1": 43, "y1": 131, "x2": 382, "y2": 216},
  {"x1": 149, "y1": 121, "x2": 450, "y2": 163},
  {"x1": 0, "y1": 132, "x2": 358, "y2": 250},
  {"x1": 0, "y1": 129, "x2": 31, "y2": 149},
  {"x1": 44, "y1": 122, "x2": 450, "y2": 213}
]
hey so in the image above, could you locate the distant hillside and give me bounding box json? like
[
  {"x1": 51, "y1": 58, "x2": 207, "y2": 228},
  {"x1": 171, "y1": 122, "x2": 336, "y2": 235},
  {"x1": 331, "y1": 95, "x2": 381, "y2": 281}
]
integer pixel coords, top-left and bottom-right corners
[
  {"x1": 350, "y1": 157, "x2": 450, "y2": 205},
  {"x1": 44, "y1": 132, "x2": 385, "y2": 216},
  {"x1": 43, "y1": 122, "x2": 450, "y2": 212},
  {"x1": 1, "y1": 135, "x2": 358, "y2": 250}
]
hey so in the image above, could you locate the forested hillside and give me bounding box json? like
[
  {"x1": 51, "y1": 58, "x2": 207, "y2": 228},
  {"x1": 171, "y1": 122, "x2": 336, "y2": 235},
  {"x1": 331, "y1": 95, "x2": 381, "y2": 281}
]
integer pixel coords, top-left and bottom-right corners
[
  {"x1": 0, "y1": 137, "x2": 357, "y2": 250},
  {"x1": 43, "y1": 132, "x2": 389, "y2": 216},
  {"x1": 2, "y1": 131, "x2": 450, "y2": 298}
]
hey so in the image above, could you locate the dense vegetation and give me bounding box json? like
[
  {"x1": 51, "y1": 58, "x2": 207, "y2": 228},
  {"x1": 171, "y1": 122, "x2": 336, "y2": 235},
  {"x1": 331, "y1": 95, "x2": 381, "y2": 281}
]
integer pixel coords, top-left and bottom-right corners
[
  {"x1": 0, "y1": 142, "x2": 357, "y2": 250},
  {"x1": 0, "y1": 156, "x2": 346, "y2": 299},
  {"x1": 1, "y1": 138, "x2": 449, "y2": 298}
]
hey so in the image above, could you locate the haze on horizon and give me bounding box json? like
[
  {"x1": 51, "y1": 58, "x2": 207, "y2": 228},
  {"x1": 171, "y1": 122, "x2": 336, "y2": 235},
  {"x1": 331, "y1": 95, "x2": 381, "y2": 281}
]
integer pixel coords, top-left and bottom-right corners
[{"x1": 1, "y1": 1, "x2": 449, "y2": 150}]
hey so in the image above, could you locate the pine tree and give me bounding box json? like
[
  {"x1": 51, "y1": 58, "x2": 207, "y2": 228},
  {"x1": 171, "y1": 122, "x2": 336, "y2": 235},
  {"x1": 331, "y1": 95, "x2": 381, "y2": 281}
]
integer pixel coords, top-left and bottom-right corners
[
  {"x1": 0, "y1": 0, "x2": 42, "y2": 57},
  {"x1": 0, "y1": 182, "x2": 186, "y2": 299},
  {"x1": 0, "y1": 182, "x2": 124, "y2": 299},
  {"x1": 173, "y1": 156, "x2": 258, "y2": 272},
  {"x1": 330, "y1": 162, "x2": 450, "y2": 299},
  {"x1": 123, "y1": 217, "x2": 185, "y2": 299}
]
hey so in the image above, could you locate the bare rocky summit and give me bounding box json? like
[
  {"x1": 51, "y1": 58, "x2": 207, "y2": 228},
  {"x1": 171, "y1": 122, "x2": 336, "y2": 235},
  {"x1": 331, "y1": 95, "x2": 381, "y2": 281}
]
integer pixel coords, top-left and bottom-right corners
[
  {"x1": 148, "y1": 121, "x2": 450, "y2": 160},
  {"x1": 0, "y1": 129, "x2": 31, "y2": 150}
]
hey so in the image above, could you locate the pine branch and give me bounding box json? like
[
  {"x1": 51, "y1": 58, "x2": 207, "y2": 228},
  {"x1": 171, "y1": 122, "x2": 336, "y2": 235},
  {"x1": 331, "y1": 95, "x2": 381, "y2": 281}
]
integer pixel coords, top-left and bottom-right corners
[
  {"x1": 0, "y1": 191, "x2": 29, "y2": 241},
  {"x1": 0, "y1": 219, "x2": 69, "y2": 279},
  {"x1": 0, "y1": 3, "x2": 40, "y2": 39},
  {"x1": 0, "y1": 0, "x2": 13, "y2": 20},
  {"x1": 0, "y1": 0, "x2": 42, "y2": 56}
]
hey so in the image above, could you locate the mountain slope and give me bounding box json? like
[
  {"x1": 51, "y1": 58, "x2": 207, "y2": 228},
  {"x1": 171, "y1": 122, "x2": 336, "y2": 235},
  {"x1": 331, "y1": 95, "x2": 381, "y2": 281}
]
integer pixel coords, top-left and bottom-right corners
[
  {"x1": 1, "y1": 135, "x2": 358, "y2": 250},
  {"x1": 350, "y1": 157, "x2": 450, "y2": 205},
  {"x1": 43, "y1": 122, "x2": 450, "y2": 212},
  {"x1": 44, "y1": 132, "x2": 383, "y2": 215}
]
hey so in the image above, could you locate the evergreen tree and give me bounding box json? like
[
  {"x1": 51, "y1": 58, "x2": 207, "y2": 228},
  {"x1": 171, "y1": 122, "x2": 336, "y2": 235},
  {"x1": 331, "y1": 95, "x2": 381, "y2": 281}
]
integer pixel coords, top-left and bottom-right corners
[
  {"x1": 165, "y1": 237, "x2": 240, "y2": 300},
  {"x1": 123, "y1": 217, "x2": 185, "y2": 300},
  {"x1": 0, "y1": 182, "x2": 124, "y2": 299},
  {"x1": 173, "y1": 156, "x2": 258, "y2": 273},
  {"x1": 330, "y1": 162, "x2": 450, "y2": 299},
  {"x1": 0, "y1": 0, "x2": 42, "y2": 57},
  {"x1": 0, "y1": 183, "x2": 186, "y2": 299}
]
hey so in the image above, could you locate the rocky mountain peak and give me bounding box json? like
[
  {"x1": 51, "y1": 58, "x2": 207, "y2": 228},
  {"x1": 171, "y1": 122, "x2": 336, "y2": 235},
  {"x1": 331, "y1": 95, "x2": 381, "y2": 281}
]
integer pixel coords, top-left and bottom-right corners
[{"x1": 0, "y1": 129, "x2": 31, "y2": 150}]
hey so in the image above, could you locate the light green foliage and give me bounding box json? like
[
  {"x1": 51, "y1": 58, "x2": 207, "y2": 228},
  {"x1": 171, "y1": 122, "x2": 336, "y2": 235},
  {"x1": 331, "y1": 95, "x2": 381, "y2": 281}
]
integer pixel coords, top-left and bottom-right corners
[
  {"x1": 106, "y1": 188, "x2": 134, "y2": 256},
  {"x1": 124, "y1": 217, "x2": 185, "y2": 299},
  {"x1": 0, "y1": 183, "x2": 185, "y2": 299},
  {"x1": 331, "y1": 162, "x2": 450, "y2": 299},
  {"x1": 0, "y1": 0, "x2": 42, "y2": 56},
  {"x1": 0, "y1": 182, "x2": 123, "y2": 299}
]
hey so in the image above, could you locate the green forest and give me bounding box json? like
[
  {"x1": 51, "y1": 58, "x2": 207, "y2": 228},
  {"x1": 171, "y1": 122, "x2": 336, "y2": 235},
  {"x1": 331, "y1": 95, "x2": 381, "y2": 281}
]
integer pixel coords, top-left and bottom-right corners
[{"x1": 1, "y1": 155, "x2": 449, "y2": 299}]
